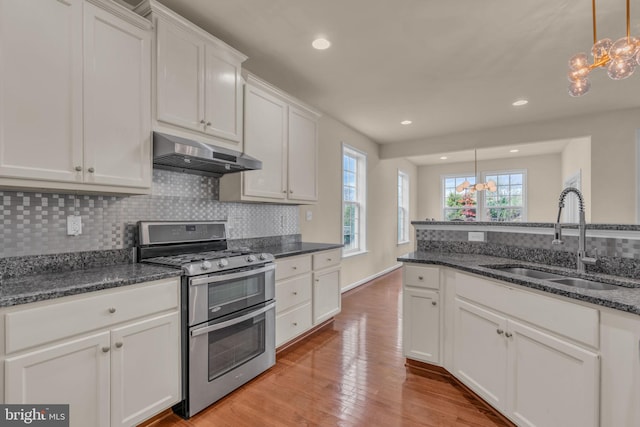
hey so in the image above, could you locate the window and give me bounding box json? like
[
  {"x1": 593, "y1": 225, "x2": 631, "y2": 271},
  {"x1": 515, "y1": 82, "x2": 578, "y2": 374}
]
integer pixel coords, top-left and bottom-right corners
[
  {"x1": 483, "y1": 170, "x2": 526, "y2": 222},
  {"x1": 397, "y1": 170, "x2": 410, "y2": 244},
  {"x1": 342, "y1": 144, "x2": 367, "y2": 256},
  {"x1": 442, "y1": 171, "x2": 526, "y2": 222},
  {"x1": 443, "y1": 175, "x2": 477, "y2": 221}
]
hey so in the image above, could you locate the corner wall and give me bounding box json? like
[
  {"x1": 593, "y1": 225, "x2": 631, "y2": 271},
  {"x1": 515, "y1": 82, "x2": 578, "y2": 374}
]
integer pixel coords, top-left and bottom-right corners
[{"x1": 300, "y1": 115, "x2": 418, "y2": 291}]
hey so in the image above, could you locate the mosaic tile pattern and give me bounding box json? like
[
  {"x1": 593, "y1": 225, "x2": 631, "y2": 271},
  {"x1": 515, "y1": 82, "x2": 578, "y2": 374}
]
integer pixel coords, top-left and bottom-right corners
[{"x1": 0, "y1": 169, "x2": 299, "y2": 257}]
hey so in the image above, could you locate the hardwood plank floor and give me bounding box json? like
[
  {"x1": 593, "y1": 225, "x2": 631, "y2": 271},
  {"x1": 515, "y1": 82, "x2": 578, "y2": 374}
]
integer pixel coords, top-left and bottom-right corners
[{"x1": 145, "y1": 269, "x2": 510, "y2": 427}]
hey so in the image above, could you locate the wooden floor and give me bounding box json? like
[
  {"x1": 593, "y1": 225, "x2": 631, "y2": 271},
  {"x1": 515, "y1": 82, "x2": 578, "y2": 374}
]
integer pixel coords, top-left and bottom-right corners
[{"x1": 148, "y1": 269, "x2": 510, "y2": 427}]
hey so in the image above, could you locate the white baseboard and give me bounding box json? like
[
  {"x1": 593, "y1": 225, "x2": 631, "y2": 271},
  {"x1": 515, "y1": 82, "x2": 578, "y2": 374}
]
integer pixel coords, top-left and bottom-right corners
[{"x1": 341, "y1": 263, "x2": 402, "y2": 293}]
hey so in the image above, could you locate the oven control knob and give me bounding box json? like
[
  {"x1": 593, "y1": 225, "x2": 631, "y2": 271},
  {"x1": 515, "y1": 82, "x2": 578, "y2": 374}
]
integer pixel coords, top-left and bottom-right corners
[
  {"x1": 201, "y1": 260, "x2": 212, "y2": 270},
  {"x1": 259, "y1": 253, "x2": 269, "y2": 260},
  {"x1": 217, "y1": 259, "x2": 229, "y2": 268},
  {"x1": 246, "y1": 254, "x2": 257, "y2": 263}
]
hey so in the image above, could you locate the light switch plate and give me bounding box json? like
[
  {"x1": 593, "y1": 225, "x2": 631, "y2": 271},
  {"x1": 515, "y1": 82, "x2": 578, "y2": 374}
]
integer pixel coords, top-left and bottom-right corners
[
  {"x1": 468, "y1": 231, "x2": 485, "y2": 242},
  {"x1": 67, "y1": 215, "x2": 82, "y2": 236},
  {"x1": 306, "y1": 210, "x2": 313, "y2": 221}
]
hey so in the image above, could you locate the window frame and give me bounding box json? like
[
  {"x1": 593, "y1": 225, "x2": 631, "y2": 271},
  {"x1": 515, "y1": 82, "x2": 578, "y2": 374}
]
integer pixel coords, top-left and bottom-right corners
[
  {"x1": 441, "y1": 173, "x2": 477, "y2": 221},
  {"x1": 342, "y1": 143, "x2": 367, "y2": 257},
  {"x1": 397, "y1": 170, "x2": 410, "y2": 245},
  {"x1": 481, "y1": 169, "x2": 527, "y2": 222}
]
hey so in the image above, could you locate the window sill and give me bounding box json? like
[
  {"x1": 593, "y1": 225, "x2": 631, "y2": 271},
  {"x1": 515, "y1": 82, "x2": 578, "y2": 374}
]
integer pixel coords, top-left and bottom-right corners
[
  {"x1": 397, "y1": 241, "x2": 410, "y2": 246},
  {"x1": 342, "y1": 250, "x2": 369, "y2": 259}
]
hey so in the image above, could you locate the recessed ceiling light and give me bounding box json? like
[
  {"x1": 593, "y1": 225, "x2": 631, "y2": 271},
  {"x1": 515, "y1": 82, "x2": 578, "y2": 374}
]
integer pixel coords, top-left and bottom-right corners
[
  {"x1": 440, "y1": 156, "x2": 448, "y2": 160},
  {"x1": 512, "y1": 99, "x2": 529, "y2": 107},
  {"x1": 401, "y1": 120, "x2": 412, "y2": 125},
  {"x1": 510, "y1": 149, "x2": 520, "y2": 153},
  {"x1": 312, "y1": 38, "x2": 331, "y2": 50}
]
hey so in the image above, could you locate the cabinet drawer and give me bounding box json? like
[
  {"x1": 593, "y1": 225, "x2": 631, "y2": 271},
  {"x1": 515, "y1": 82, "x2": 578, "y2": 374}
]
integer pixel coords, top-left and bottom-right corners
[
  {"x1": 275, "y1": 255, "x2": 311, "y2": 281},
  {"x1": 276, "y1": 303, "x2": 312, "y2": 347},
  {"x1": 276, "y1": 274, "x2": 312, "y2": 313},
  {"x1": 455, "y1": 272, "x2": 599, "y2": 348},
  {"x1": 5, "y1": 278, "x2": 179, "y2": 354},
  {"x1": 312, "y1": 249, "x2": 341, "y2": 271},
  {"x1": 404, "y1": 265, "x2": 440, "y2": 290}
]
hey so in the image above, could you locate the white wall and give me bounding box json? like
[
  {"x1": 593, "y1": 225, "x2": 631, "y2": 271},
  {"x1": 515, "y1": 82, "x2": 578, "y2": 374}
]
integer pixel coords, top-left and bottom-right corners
[
  {"x1": 381, "y1": 107, "x2": 640, "y2": 223},
  {"x1": 561, "y1": 137, "x2": 592, "y2": 221},
  {"x1": 417, "y1": 153, "x2": 562, "y2": 222},
  {"x1": 300, "y1": 114, "x2": 417, "y2": 291}
]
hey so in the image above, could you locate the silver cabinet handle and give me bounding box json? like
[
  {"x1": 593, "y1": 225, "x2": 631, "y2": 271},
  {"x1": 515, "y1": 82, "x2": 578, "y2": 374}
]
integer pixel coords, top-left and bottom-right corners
[
  {"x1": 87, "y1": 167, "x2": 95, "y2": 173},
  {"x1": 292, "y1": 266, "x2": 297, "y2": 270},
  {"x1": 289, "y1": 190, "x2": 293, "y2": 193},
  {"x1": 293, "y1": 322, "x2": 298, "y2": 326},
  {"x1": 108, "y1": 307, "x2": 116, "y2": 314},
  {"x1": 418, "y1": 276, "x2": 424, "y2": 280},
  {"x1": 505, "y1": 332, "x2": 513, "y2": 338},
  {"x1": 496, "y1": 329, "x2": 504, "y2": 335},
  {"x1": 206, "y1": 121, "x2": 212, "y2": 126},
  {"x1": 191, "y1": 302, "x2": 275, "y2": 337},
  {"x1": 327, "y1": 258, "x2": 332, "y2": 262},
  {"x1": 190, "y1": 264, "x2": 275, "y2": 286},
  {"x1": 115, "y1": 342, "x2": 123, "y2": 349},
  {"x1": 75, "y1": 166, "x2": 82, "y2": 172},
  {"x1": 292, "y1": 291, "x2": 298, "y2": 295},
  {"x1": 102, "y1": 346, "x2": 110, "y2": 353},
  {"x1": 431, "y1": 301, "x2": 437, "y2": 306},
  {"x1": 200, "y1": 119, "x2": 206, "y2": 124}
]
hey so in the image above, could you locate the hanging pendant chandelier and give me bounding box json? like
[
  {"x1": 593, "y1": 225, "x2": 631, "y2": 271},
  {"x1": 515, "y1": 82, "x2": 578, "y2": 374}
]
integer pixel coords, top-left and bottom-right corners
[
  {"x1": 455, "y1": 150, "x2": 497, "y2": 193},
  {"x1": 568, "y1": 0, "x2": 640, "y2": 96}
]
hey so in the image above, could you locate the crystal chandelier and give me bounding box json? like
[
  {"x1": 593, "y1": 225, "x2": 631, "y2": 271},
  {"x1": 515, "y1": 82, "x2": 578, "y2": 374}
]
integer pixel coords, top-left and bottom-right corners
[
  {"x1": 568, "y1": 0, "x2": 640, "y2": 96},
  {"x1": 455, "y1": 150, "x2": 497, "y2": 193}
]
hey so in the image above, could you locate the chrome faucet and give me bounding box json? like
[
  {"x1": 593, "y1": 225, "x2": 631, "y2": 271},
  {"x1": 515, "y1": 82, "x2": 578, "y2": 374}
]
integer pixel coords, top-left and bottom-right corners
[{"x1": 552, "y1": 187, "x2": 597, "y2": 273}]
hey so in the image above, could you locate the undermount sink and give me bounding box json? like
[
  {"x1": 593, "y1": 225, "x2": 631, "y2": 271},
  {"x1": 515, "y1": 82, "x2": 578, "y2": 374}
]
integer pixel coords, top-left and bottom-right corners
[
  {"x1": 490, "y1": 267, "x2": 564, "y2": 280},
  {"x1": 488, "y1": 266, "x2": 619, "y2": 291}
]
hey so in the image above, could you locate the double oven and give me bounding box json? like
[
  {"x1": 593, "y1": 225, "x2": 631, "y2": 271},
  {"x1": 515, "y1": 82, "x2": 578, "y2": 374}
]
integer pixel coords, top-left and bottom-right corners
[{"x1": 138, "y1": 221, "x2": 276, "y2": 418}]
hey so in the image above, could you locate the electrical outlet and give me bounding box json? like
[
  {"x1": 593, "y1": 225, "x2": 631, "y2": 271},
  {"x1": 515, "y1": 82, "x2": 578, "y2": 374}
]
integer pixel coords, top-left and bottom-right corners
[
  {"x1": 67, "y1": 215, "x2": 82, "y2": 236},
  {"x1": 306, "y1": 210, "x2": 313, "y2": 221},
  {"x1": 468, "y1": 231, "x2": 485, "y2": 242}
]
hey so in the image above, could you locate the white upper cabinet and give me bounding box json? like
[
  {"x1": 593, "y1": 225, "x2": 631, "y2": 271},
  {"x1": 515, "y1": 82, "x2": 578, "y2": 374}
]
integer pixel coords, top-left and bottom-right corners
[
  {"x1": 0, "y1": 0, "x2": 152, "y2": 193},
  {"x1": 219, "y1": 75, "x2": 320, "y2": 204},
  {"x1": 83, "y1": 1, "x2": 151, "y2": 188},
  {"x1": 143, "y1": 0, "x2": 246, "y2": 149},
  {"x1": 0, "y1": 0, "x2": 83, "y2": 183}
]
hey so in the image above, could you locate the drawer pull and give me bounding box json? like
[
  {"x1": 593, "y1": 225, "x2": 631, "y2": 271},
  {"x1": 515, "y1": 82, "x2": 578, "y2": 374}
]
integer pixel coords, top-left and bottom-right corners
[
  {"x1": 115, "y1": 342, "x2": 123, "y2": 349},
  {"x1": 102, "y1": 346, "x2": 110, "y2": 353},
  {"x1": 327, "y1": 258, "x2": 332, "y2": 261},
  {"x1": 496, "y1": 329, "x2": 504, "y2": 335},
  {"x1": 108, "y1": 307, "x2": 116, "y2": 314},
  {"x1": 418, "y1": 276, "x2": 424, "y2": 280},
  {"x1": 431, "y1": 301, "x2": 437, "y2": 306},
  {"x1": 505, "y1": 332, "x2": 513, "y2": 338},
  {"x1": 292, "y1": 266, "x2": 297, "y2": 270},
  {"x1": 293, "y1": 322, "x2": 298, "y2": 326},
  {"x1": 293, "y1": 291, "x2": 298, "y2": 295}
]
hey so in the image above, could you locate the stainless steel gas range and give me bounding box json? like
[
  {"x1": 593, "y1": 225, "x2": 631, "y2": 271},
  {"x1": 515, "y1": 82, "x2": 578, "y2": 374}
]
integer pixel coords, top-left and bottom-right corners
[{"x1": 137, "y1": 221, "x2": 276, "y2": 418}]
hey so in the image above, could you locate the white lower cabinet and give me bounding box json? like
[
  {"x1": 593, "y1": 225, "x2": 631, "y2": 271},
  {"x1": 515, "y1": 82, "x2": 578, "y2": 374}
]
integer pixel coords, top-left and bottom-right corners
[
  {"x1": 452, "y1": 273, "x2": 600, "y2": 427},
  {"x1": 3, "y1": 278, "x2": 181, "y2": 427},
  {"x1": 404, "y1": 288, "x2": 440, "y2": 364},
  {"x1": 313, "y1": 267, "x2": 341, "y2": 324}
]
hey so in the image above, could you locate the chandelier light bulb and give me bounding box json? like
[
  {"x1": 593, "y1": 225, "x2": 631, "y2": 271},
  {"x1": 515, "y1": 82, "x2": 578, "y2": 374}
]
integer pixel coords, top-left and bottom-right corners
[
  {"x1": 569, "y1": 53, "x2": 590, "y2": 70},
  {"x1": 568, "y1": 66, "x2": 590, "y2": 81},
  {"x1": 609, "y1": 36, "x2": 639, "y2": 60},
  {"x1": 568, "y1": 78, "x2": 591, "y2": 97},
  {"x1": 591, "y1": 39, "x2": 613, "y2": 60},
  {"x1": 455, "y1": 184, "x2": 464, "y2": 192},
  {"x1": 607, "y1": 57, "x2": 636, "y2": 80},
  {"x1": 636, "y1": 49, "x2": 640, "y2": 65}
]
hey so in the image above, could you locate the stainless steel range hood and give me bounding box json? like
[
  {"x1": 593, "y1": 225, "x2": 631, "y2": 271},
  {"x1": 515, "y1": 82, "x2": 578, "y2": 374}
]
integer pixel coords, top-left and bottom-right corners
[{"x1": 152, "y1": 132, "x2": 261, "y2": 177}]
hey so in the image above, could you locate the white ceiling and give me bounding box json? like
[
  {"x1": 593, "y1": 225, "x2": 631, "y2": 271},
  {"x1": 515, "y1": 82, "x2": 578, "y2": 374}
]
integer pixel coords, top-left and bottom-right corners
[{"x1": 152, "y1": 0, "x2": 640, "y2": 147}]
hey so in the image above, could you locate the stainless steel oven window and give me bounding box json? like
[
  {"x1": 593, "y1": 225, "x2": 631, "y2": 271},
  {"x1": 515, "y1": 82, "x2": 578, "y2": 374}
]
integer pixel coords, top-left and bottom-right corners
[
  {"x1": 207, "y1": 313, "x2": 266, "y2": 381},
  {"x1": 208, "y1": 274, "x2": 263, "y2": 310}
]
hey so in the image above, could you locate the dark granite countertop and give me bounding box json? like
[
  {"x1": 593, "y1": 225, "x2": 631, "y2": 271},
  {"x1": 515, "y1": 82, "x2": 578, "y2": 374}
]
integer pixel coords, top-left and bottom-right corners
[
  {"x1": 411, "y1": 221, "x2": 640, "y2": 231},
  {"x1": 259, "y1": 242, "x2": 343, "y2": 259},
  {"x1": 0, "y1": 263, "x2": 181, "y2": 308},
  {"x1": 398, "y1": 251, "x2": 640, "y2": 315}
]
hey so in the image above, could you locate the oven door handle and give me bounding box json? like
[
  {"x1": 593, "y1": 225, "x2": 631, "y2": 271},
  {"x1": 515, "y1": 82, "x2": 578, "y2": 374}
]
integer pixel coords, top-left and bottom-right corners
[
  {"x1": 190, "y1": 301, "x2": 276, "y2": 338},
  {"x1": 190, "y1": 263, "x2": 275, "y2": 287}
]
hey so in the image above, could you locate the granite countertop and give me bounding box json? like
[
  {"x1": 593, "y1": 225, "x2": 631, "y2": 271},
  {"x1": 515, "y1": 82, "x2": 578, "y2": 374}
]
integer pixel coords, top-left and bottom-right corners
[
  {"x1": 0, "y1": 263, "x2": 181, "y2": 308},
  {"x1": 258, "y1": 242, "x2": 343, "y2": 258},
  {"x1": 398, "y1": 251, "x2": 640, "y2": 315}
]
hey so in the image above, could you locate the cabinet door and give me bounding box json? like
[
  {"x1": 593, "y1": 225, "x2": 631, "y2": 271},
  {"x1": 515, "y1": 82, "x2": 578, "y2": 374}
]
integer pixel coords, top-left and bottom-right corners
[
  {"x1": 507, "y1": 319, "x2": 599, "y2": 427},
  {"x1": 287, "y1": 106, "x2": 318, "y2": 202},
  {"x1": 204, "y1": 45, "x2": 243, "y2": 143},
  {"x1": 83, "y1": 2, "x2": 151, "y2": 188},
  {"x1": 243, "y1": 84, "x2": 287, "y2": 200},
  {"x1": 5, "y1": 331, "x2": 111, "y2": 427},
  {"x1": 312, "y1": 268, "x2": 341, "y2": 324},
  {"x1": 110, "y1": 312, "x2": 181, "y2": 427},
  {"x1": 0, "y1": 0, "x2": 83, "y2": 182},
  {"x1": 453, "y1": 298, "x2": 508, "y2": 411},
  {"x1": 156, "y1": 19, "x2": 204, "y2": 132},
  {"x1": 403, "y1": 288, "x2": 440, "y2": 364}
]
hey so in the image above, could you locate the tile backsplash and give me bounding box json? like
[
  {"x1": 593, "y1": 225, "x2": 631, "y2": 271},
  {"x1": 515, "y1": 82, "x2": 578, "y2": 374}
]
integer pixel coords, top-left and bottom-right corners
[{"x1": 0, "y1": 169, "x2": 299, "y2": 257}]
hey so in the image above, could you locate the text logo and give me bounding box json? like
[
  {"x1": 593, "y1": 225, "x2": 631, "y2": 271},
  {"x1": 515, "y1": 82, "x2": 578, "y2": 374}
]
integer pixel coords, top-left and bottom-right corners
[{"x1": 0, "y1": 405, "x2": 69, "y2": 427}]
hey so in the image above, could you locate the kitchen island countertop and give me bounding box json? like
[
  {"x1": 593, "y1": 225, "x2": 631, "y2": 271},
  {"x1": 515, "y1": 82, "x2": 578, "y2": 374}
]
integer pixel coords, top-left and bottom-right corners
[{"x1": 399, "y1": 251, "x2": 640, "y2": 315}]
